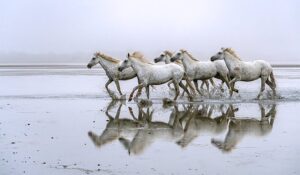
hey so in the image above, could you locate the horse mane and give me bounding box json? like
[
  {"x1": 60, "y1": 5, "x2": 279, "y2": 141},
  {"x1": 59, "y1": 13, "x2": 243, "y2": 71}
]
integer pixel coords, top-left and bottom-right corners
[
  {"x1": 222, "y1": 48, "x2": 241, "y2": 60},
  {"x1": 180, "y1": 49, "x2": 199, "y2": 61},
  {"x1": 131, "y1": 51, "x2": 153, "y2": 64},
  {"x1": 164, "y1": 50, "x2": 174, "y2": 57},
  {"x1": 94, "y1": 52, "x2": 120, "y2": 63}
]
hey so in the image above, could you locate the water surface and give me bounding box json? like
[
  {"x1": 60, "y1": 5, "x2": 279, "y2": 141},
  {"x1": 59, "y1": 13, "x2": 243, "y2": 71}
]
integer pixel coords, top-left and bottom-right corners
[{"x1": 0, "y1": 66, "x2": 299, "y2": 175}]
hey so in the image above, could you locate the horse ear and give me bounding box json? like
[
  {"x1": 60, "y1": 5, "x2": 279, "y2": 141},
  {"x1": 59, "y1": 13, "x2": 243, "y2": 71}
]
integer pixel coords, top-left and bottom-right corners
[{"x1": 221, "y1": 47, "x2": 225, "y2": 51}]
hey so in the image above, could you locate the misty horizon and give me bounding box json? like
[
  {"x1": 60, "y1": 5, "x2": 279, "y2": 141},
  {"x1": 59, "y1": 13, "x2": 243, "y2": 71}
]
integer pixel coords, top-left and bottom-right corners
[
  {"x1": 0, "y1": 51, "x2": 299, "y2": 65},
  {"x1": 1, "y1": 0, "x2": 299, "y2": 64}
]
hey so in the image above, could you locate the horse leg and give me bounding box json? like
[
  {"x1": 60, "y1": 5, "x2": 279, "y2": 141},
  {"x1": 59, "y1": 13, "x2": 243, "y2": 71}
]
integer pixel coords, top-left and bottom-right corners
[
  {"x1": 146, "y1": 85, "x2": 150, "y2": 99},
  {"x1": 193, "y1": 80, "x2": 202, "y2": 95},
  {"x1": 114, "y1": 79, "x2": 122, "y2": 95},
  {"x1": 185, "y1": 79, "x2": 196, "y2": 95},
  {"x1": 256, "y1": 77, "x2": 267, "y2": 99},
  {"x1": 180, "y1": 81, "x2": 186, "y2": 97},
  {"x1": 209, "y1": 78, "x2": 216, "y2": 88},
  {"x1": 179, "y1": 81, "x2": 192, "y2": 100},
  {"x1": 232, "y1": 81, "x2": 238, "y2": 93},
  {"x1": 228, "y1": 77, "x2": 238, "y2": 97},
  {"x1": 221, "y1": 76, "x2": 232, "y2": 94},
  {"x1": 167, "y1": 81, "x2": 174, "y2": 91},
  {"x1": 270, "y1": 71, "x2": 276, "y2": 98},
  {"x1": 266, "y1": 79, "x2": 276, "y2": 98},
  {"x1": 173, "y1": 81, "x2": 180, "y2": 101},
  {"x1": 129, "y1": 83, "x2": 144, "y2": 101},
  {"x1": 204, "y1": 80, "x2": 210, "y2": 91},
  {"x1": 134, "y1": 83, "x2": 146, "y2": 99},
  {"x1": 136, "y1": 79, "x2": 143, "y2": 97},
  {"x1": 105, "y1": 79, "x2": 116, "y2": 99},
  {"x1": 200, "y1": 81, "x2": 205, "y2": 89},
  {"x1": 181, "y1": 80, "x2": 192, "y2": 96}
]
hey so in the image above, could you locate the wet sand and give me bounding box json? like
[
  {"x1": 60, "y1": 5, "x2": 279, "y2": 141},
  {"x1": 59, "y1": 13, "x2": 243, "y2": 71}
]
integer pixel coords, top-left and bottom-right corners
[{"x1": 0, "y1": 66, "x2": 300, "y2": 175}]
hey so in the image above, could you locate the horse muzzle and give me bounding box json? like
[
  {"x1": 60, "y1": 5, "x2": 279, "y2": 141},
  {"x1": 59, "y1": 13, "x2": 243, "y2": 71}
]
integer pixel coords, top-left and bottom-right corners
[
  {"x1": 118, "y1": 67, "x2": 123, "y2": 72},
  {"x1": 170, "y1": 57, "x2": 176, "y2": 62},
  {"x1": 154, "y1": 58, "x2": 160, "y2": 63},
  {"x1": 87, "y1": 64, "x2": 92, "y2": 69}
]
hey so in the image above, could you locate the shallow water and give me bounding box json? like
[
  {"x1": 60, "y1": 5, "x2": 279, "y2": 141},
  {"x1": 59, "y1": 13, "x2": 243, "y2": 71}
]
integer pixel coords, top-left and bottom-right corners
[{"x1": 0, "y1": 66, "x2": 300, "y2": 175}]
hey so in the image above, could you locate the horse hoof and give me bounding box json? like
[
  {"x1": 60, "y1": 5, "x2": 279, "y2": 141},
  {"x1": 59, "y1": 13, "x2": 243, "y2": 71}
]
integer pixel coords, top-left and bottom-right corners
[
  {"x1": 138, "y1": 99, "x2": 152, "y2": 107},
  {"x1": 163, "y1": 98, "x2": 174, "y2": 106}
]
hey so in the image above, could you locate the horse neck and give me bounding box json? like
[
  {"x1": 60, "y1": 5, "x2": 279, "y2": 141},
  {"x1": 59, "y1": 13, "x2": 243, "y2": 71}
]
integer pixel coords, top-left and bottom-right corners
[
  {"x1": 182, "y1": 53, "x2": 197, "y2": 69},
  {"x1": 130, "y1": 58, "x2": 147, "y2": 73},
  {"x1": 99, "y1": 58, "x2": 119, "y2": 69},
  {"x1": 223, "y1": 54, "x2": 240, "y2": 70}
]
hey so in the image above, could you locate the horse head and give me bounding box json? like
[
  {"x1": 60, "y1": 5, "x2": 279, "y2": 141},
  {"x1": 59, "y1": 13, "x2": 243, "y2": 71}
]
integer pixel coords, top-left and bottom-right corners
[{"x1": 87, "y1": 52, "x2": 102, "y2": 68}]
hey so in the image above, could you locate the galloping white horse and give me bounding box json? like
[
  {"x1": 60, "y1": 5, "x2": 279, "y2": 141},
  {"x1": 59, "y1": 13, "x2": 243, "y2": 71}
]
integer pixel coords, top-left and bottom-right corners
[
  {"x1": 87, "y1": 52, "x2": 135, "y2": 99},
  {"x1": 154, "y1": 50, "x2": 212, "y2": 92},
  {"x1": 118, "y1": 53, "x2": 192, "y2": 101},
  {"x1": 210, "y1": 48, "x2": 276, "y2": 99},
  {"x1": 87, "y1": 52, "x2": 149, "y2": 99},
  {"x1": 170, "y1": 49, "x2": 232, "y2": 95},
  {"x1": 154, "y1": 50, "x2": 196, "y2": 95}
]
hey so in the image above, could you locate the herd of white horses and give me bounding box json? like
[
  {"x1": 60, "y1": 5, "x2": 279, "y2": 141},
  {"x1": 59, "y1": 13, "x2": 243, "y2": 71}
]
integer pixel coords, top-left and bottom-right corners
[{"x1": 87, "y1": 48, "x2": 277, "y2": 101}]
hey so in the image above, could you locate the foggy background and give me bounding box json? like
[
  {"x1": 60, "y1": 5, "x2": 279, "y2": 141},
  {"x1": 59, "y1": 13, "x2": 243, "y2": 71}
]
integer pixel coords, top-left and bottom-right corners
[{"x1": 0, "y1": 0, "x2": 299, "y2": 64}]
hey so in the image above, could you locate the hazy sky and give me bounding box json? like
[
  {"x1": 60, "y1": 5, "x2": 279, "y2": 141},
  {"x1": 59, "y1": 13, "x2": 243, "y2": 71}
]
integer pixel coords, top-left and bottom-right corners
[{"x1": 0, "y1": 0, "x2": 299, "y2": 63}]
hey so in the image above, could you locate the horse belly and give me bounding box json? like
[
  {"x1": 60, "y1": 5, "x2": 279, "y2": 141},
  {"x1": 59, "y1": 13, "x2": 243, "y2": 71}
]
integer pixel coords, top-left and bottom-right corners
[
  {"x1": 195, "y1": 67, "x2": 217, "y2": 80},
  {"x1": 240, "y1": 66, "x2": 261, "y2": 81},
  {"x1": 149, "y1": 72, "x2": 173, "y2": 85}
]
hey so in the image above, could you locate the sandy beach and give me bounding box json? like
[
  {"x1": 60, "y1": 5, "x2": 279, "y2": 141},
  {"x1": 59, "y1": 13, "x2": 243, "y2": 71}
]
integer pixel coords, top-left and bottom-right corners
[{"x1": 1, "y1": 66, "x2": 300, "y2": 175}]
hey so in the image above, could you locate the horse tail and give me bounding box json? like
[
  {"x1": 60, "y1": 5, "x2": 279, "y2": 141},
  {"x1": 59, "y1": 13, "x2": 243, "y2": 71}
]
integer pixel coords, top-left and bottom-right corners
[{"x1": 269, "y1": 71, "x2": 276, "y2": 88}]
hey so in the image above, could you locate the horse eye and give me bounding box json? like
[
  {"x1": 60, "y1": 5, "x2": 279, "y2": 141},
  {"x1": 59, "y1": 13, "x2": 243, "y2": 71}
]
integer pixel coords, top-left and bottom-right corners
[
  {"x1": 218, "y1": 52, "x2": 222, "y2": 55},
  {"x1": 92, "y1": 57, "x2": 96, "y2": 60},
  {"x1": 160, "y1": 54, "x2": 164, "y2": 57},
  {"x1": 124, "y1": 60, "x2": 128, "y2": 63}
]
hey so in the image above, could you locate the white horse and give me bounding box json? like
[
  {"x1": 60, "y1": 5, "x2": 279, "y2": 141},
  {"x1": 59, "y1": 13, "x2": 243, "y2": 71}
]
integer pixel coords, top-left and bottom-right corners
[
  {"x1": 87, "y1": 52, "x2": 149, "y2": 99},
  {"x1": 210, "y1": 48, "x2": 276, "y2": 99},
  {"x1": 170, "y1": 49, "x2": 232, "y2": 95},
  {"x1": 154, "y1": 50, "x2": 214, "y2": 93},
  {"x1": 87, "y1": 52, "x2": 135, "y2": 99},
  {"x1": 154, "y1": 50, "x2": 197, "y2": 95},
  {"x1": 118, "y1": 53, "x2": 192, "y2": 101}
]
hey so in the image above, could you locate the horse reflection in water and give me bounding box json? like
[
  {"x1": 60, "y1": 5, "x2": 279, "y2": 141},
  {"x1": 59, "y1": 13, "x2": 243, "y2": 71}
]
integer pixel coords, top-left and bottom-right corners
[
  {"x1": 118, "y1": 105, "x2": 185, "y2": 155},
  {"x1": 88, "y1": 101, "x2": 187, "y2": 154},
  {"x1": 177, "y1": 104, "x2": 235, "y2": 147},
  {"x1": 88, "y1": 101, "x2": 277, "y2": 154},
  {"x1": 211, "y1": 104, "x2": 277, "y2": 152},
  {"x1": 88, "y1": 101, "x2": 145, "y2": 147}
]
